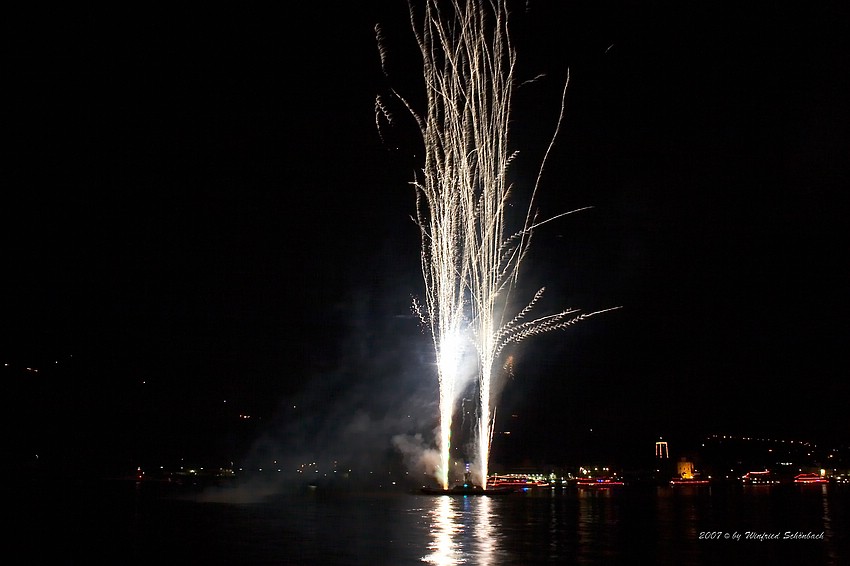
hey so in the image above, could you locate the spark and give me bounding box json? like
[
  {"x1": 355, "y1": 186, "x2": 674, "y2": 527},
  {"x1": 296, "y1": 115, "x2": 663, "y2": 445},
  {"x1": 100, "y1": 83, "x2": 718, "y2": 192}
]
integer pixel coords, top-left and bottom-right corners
[{"x1": 381, "y1": 0, "x2": 619, "y2": 489}]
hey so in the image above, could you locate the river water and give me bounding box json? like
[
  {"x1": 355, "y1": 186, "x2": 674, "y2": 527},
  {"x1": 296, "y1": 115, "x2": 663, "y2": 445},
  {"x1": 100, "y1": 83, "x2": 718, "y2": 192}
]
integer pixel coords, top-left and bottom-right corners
[{"x1": 17, "y1": 479, "x2": 848, "y2": 565}]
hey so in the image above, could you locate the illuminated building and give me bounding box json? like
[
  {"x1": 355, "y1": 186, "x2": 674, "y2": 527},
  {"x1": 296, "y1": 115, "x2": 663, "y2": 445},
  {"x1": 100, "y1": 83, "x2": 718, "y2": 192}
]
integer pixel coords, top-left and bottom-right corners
[{"x1": 677, "y1": 458, "x2": 694, "y2": 479}]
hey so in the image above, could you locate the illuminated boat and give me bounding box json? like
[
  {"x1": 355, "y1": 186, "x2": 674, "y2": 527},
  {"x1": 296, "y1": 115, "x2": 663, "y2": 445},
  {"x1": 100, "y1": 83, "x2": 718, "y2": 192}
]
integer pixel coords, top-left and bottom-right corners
[
  {"x1": 793, "y1": 473, "x2": 828, "y2": 484},
  {"x1": 741, "y1": 470, "x2": 780, "y2": 485},
  {"x1": 670, "y1": 477, "x2": 710, "y2": 486},
  {"x1": 575, "y1": 477, "x2": 624, "y2": 489},
  {"x1": 420, "y1": 482, "x2": 515, "y2": 496},
  {"x1": 487, "y1": 475, "x2": 549, "y2": 490}
]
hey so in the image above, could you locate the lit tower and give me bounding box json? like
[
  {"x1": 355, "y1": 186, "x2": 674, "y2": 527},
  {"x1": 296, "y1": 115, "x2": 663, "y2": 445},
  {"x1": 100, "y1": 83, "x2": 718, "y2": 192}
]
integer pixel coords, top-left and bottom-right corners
[{"x1": 655, "y1": 439, "x2": 669, "y2": 459}]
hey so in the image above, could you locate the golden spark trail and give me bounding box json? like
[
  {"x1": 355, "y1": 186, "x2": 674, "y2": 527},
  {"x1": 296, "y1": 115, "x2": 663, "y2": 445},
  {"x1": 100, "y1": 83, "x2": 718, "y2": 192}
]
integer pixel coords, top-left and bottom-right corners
[{"x1": 380, "y1": 0, "x2": 620, "y2": 489}]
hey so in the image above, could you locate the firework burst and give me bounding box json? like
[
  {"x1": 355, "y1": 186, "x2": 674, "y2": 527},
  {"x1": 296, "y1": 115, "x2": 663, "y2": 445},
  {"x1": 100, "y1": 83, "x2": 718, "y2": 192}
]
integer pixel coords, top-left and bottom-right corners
[{"x1": 380, "y1": 0, "x2": 620, "y2": 489}]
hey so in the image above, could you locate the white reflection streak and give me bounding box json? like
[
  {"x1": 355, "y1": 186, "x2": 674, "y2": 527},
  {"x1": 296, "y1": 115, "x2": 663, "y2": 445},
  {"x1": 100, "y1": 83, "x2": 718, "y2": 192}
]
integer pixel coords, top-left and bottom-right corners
[
  {"x1": 422, "y1": 496, "x2": 498, "y2": 566},
  {"x1": 474, "y1": 496, "x2": 497, "y2": 566},
  {"x1": 423, "y1": 496, "x2": 461, "y2": 565}
]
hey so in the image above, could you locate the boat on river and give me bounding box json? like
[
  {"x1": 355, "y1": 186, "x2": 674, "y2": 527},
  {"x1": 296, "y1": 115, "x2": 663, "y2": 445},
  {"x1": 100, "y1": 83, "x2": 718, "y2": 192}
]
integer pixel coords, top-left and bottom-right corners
[
  {"x1": 575, "y1": 477, "x2": 625, "y2": 489},
  {"x1": 420, "y1": 483, "x2": 515, "y2": 495},
  {"x1": 420, "y1": 472, "x2": 515, "y2": 495}
]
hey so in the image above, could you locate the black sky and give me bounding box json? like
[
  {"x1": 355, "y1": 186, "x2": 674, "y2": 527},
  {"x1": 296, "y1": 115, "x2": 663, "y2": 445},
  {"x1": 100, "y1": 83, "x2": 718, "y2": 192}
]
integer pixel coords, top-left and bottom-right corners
[{"x1": 5, "y1": 1, "x2": 849, "y2": 471}]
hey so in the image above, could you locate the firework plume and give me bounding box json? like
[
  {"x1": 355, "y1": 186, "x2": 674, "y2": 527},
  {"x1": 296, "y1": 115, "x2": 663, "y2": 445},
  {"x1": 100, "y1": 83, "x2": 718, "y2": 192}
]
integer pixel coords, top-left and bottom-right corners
[{"x1": 379, "y1": 0, "x2": 620, "y2": 489}]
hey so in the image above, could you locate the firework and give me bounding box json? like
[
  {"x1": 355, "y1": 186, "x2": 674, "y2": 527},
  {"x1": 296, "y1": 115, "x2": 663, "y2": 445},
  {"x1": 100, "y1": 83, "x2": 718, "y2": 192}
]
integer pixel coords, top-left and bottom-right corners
[{"x1": 379, "y1": 0, "x2": 619, "y2": 489}]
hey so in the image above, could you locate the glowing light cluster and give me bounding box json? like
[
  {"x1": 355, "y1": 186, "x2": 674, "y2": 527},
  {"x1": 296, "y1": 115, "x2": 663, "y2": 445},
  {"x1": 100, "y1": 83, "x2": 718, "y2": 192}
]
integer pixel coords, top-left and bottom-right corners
[{"x1": 793, "y1": 473, "x2": 828, "y2": 484}]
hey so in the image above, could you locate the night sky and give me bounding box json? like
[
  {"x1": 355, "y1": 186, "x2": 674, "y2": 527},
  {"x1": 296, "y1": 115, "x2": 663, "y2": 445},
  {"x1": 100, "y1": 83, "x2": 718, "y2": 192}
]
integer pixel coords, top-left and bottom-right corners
[{"x1": 5, "y1": 1, "x2": 849, "y2": 475}]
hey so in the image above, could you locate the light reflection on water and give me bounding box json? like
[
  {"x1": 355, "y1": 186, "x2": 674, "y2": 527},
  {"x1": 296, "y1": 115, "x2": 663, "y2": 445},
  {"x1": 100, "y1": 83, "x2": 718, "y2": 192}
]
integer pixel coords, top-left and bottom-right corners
[
  {"x1": 39, "y1": 481, "x2": 848, "y2": 565},
  {"x1": 576, "y1": 487, "x2": 620, "y2": 565},
  {"x1": 820, "y1": 484, "x2": 837, "y2": 565},
  {"x1": 421, "y1": 495, "x2": 498, "y2": 565}
]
